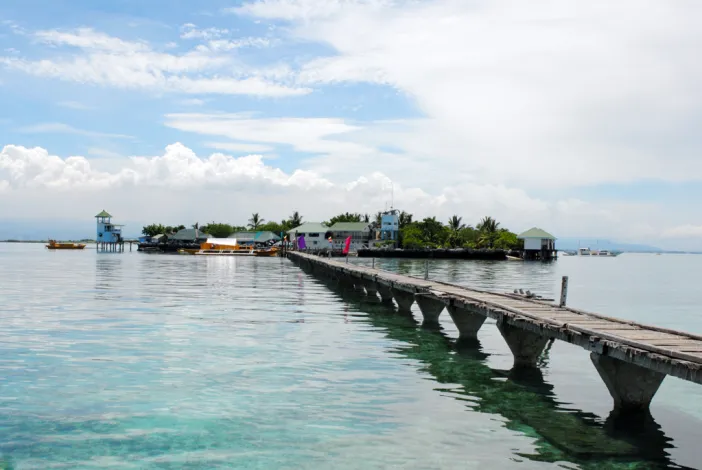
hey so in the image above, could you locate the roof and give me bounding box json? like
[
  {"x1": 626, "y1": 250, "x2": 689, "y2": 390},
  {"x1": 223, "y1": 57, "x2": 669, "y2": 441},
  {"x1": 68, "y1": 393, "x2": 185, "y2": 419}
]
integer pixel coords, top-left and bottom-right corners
[
  {"x1": 329, "y1": 222, "x2": 372, "y2": 232},
  {"x1": 517, "y1": 227, "x2": 556, "y2": 240},
  {"x1": 172, "y1": 228, "x2": 211, "y2": 240},
  {"x1": 95, "y1": 210, "x2": 112, "y2": 218},
  {"x1": 288, "y1": 222, "x2": 328, "y2": 234},
  {"x1": 228, "y1": 231, "x2": 281, "y2": 242}
]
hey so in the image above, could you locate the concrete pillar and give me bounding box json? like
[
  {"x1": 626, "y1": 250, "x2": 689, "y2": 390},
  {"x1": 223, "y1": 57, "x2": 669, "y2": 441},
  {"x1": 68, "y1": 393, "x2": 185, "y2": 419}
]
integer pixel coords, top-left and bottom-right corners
[
  {"x1": 391, "y1": 287, "x2": 414, "y2": 312},
  {"x1": 363, "y1": 279, "x2": 377, "y2": 294},
  {"x1": 496, "y1": 322, "x2": 549, "y2": 368},
  {"x1": 352, "y1": 278, "x2": 366, "y2": 293},
  {"x1": 363, "y1": 279, "x2": 378, "y2": 298},
  {"x1": 415, "y1": 295, "x2": 445, "y2": 324},
  {"x1": 590, "y1": 353, "x2": 666, "y2": 413},
  {"x1": 447, "y1": 305, "x2": 486, "y2": 339},
  {"x1": 376, "y1": 283, "x2": 393, "y2": 303}
]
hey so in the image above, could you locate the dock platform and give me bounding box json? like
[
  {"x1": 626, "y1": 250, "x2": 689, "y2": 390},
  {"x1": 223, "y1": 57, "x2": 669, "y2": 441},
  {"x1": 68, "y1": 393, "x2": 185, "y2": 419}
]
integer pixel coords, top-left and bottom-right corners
[{"x1": 288, "y1": 251, "x2": 702, "y2": 413}]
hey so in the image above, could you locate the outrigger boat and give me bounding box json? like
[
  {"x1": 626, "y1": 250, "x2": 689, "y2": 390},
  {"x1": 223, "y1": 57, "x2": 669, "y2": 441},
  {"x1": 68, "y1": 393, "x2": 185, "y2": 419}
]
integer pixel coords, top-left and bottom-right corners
[
  {"x1": 46, "y1": 239, "x2": 87, "y2": 250},
  {"x1": 179, "y1": 238, "x2": 280, "y2": 257}
]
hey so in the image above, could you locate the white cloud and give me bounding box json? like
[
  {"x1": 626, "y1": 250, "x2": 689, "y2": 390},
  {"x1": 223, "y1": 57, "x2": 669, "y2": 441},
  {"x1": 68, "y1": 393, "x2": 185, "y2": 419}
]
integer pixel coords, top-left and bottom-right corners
[
  {"x1": 1, "y1": 27, "x2": 308, "y2": 97},
  {"x1": 180, "y1": 24, "x2": 230, "y2": 40},
  {"x1": 17, "y1": 122, "x2": 133, "y2": 139},
  {"x1": 662, "y1": 225, "x2": 702, "y2": 239},
  {"x1": 34, "y1": 27, "x2": 149, "y2": 53},
  {"x1": 234, "y1": 0, "x2": 702, "y2": 188},
  {"x1": 0, "y1": 142, "x2": 676, "y2": 247}
]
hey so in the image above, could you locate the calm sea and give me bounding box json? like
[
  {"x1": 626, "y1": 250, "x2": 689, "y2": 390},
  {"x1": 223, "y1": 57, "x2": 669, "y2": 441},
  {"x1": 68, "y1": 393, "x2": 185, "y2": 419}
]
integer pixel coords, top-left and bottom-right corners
[{"x1": 1, "y1": 243, "x2": 701, "y2": 469}]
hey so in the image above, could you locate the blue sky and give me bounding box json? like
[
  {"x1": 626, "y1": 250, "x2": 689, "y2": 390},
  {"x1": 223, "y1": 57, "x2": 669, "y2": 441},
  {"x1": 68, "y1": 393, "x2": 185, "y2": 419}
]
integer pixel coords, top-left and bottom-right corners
[{"x1": 1, "y1": 0, "x2": 702, "y2": 249}]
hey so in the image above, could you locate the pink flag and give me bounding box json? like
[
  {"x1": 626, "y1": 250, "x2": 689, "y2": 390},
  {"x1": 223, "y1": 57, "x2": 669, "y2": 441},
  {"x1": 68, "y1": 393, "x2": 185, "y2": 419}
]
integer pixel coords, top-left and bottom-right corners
[{"x1": 343, "y1": 236, "x2": 352, "y2": 255}]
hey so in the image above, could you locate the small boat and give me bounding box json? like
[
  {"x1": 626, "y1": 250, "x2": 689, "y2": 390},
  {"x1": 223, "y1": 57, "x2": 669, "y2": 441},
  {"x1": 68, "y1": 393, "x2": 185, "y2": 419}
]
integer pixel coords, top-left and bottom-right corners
[
  {"x1": 46, "y1": 239, "x2": 87, "y2": 250},
  {"x1": 185, "y1": 238, "x2": 278, "y2": 256},
  {"x1": 577, "y1": 247, "x2": 619, "y2": 257},
  {"x1": 506, "y1": 255, "x2": 523, "y2": 261}
]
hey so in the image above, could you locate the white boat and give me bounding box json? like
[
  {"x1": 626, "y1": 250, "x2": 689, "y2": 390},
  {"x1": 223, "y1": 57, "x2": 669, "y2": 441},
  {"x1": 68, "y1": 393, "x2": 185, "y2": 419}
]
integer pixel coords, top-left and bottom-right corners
[{"x1": 577, "y1": 247, "x2": 619, "y2": 257}]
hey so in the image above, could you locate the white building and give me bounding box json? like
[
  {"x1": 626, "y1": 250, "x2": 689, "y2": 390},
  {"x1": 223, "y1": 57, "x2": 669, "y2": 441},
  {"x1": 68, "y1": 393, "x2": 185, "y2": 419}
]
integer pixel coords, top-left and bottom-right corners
[
  {"x1": 328, "y1": 222, "x2": 374, "y2": 252},
  {"x1": 288, "y1": 222, "x2": 329, "y2": 248},
  {"x1": 517, "y1": 227, "x2": 557, "y2": 260}
]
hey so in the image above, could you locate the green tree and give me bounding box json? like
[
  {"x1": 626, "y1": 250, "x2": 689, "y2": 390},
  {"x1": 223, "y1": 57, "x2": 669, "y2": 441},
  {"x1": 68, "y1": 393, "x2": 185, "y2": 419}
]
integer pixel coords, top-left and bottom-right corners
[
  {"x1": 398, "y1": 211, "x2": 413, "y2": 228},
  {"x1": 400, "y1": 224, "x2": 425, "y2": 249},
  {"x1": 200, "y1": 222, "x2": 234, "y2": 238},
  {"x1": 142, "y1": 224, "x2": 168, "y2": 237},
  {"x1": 446, "y1": 215, "x2": 466, "y2": 247},
  {"x1": 494, "y1": 230, "x2": 521, "y2": 250},
  {"x1": 248, "y1": 213, "x2": 265, "y2": 230},
  {"x1": 476, "y1": 216, "x2": 500, "y2": 248},
  {"x1": 374, "y1": 211, "x2": 383, "y2": 227},
  {"x1": 259, "y1": 221, "x2": 286, "y2": 235},
  {"x1": 448, "y1": 215, "x2": 464, "y2": 231},
  {"x1": 288, "y1": 211, "x2": 303, "y2": 228},
  {"x1": 325, "y1": 212, "x2": 363, "y2": 225}
]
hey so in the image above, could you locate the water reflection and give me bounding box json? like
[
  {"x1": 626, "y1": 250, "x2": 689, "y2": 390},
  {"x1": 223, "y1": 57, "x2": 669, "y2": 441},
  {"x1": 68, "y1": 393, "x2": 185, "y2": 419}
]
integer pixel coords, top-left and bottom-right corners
[{"x1": 324, "y1": 280, "x2": 690, "y2": 469}]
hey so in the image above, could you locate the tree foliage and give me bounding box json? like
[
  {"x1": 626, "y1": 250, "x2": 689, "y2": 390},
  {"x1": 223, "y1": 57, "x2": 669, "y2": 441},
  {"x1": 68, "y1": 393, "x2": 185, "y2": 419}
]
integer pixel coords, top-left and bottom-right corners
[
  {"x1": 141, "y1": 224, "x2": 184, "y2": 237},
  {"x1": 325, "y1": 212, "x2": 363, "y2": 225},
  {"x1": 248, "y1": 213, "x2": 265, "y2": 230},
  {"x1": 200, "y1": 222, "x2": 236, "y2": 239},
  {"x1": 397, "y1": 215, "x2": 519, "y2": 250}
]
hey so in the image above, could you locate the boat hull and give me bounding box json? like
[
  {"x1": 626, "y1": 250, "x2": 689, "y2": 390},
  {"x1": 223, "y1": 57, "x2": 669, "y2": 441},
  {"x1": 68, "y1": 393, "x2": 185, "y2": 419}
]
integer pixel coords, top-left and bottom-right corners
[{"x1": 46, "y1": 243, "x2": 86, "y2": 250}]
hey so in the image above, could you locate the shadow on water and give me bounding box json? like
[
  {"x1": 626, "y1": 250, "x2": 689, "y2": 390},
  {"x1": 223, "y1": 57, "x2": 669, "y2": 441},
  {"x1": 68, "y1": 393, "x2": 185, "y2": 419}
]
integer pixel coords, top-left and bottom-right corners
[{"x1": 323, "y1": 279, "x2": 690, "y2": 470}]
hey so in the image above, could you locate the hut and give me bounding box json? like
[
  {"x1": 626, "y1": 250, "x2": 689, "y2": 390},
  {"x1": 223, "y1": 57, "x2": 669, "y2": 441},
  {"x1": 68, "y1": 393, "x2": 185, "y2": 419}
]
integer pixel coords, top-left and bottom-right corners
[
  {"x1": 517, "y1": 227, "x2": 557, "y2": 261},
  {"x1": 95, "y1": 210, "x2": 124, "y2": 252}
]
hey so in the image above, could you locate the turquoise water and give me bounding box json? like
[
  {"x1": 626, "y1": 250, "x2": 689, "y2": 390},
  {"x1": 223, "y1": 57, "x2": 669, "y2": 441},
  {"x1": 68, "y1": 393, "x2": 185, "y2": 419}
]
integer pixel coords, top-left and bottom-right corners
[{"x1": 1, "y1": 244, "x2": 701, "y2": 469}]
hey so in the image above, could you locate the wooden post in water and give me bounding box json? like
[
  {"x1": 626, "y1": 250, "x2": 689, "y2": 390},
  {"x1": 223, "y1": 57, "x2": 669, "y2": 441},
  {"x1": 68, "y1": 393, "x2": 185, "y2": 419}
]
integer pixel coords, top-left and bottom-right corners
[
  {"x1": 560, "y1": 276, "x2": 569, "y2": 307},
  {"x1": 372, "y1": 258, "x2": 375, "y2": 269},
  {"x1": 424, "y1": 259, "x2": 429, "y2": 280}
]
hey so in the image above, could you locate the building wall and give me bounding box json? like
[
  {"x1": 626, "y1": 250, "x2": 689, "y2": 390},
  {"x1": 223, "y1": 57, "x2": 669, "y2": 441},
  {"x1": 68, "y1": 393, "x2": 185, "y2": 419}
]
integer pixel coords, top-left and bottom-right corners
[
  {"x1": 380, "y1": 213, "x2": 399, "y2": 241},
  {"x1": 524, "y1": 238, "x2": 555, "y2": 250},
  {"x1": 97, "y1": 221, "x2": 122, "y2": 243}
]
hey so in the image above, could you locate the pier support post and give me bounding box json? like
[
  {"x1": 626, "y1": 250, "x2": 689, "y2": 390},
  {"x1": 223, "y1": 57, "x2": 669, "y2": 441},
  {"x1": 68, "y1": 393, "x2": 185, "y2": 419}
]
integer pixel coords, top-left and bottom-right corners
[
  {"x1": 590, "y1": 353, "x2": 666, "y2": 413},
  {"x1": 447, "y1": 305, "x2": 486, "y2": 339},
  {"x1": 415, "y1": 294, "x2": 445, "y2": 324},
  {"x1": 391, "y1": 287, "x2": 415, "y2": 312},
  {"x1": 352, "y1": 278, "x2": 366, "y2": 294},
  {"x1": 363, "y1": 279, "x2": 378, "y2": 298},
  {"x1": 497, "y1": 322, "x2": 549, "y2": 368},
  {"x1": 376, "y1": 284, "x2": 393, "y2": 303}
]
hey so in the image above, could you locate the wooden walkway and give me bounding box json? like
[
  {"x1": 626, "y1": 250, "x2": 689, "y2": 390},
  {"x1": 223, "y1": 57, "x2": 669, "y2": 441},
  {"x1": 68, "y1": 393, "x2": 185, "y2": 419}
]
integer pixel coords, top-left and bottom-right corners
[{"x1": 288, "y1": 251, "x2": 702, "y2": 412}]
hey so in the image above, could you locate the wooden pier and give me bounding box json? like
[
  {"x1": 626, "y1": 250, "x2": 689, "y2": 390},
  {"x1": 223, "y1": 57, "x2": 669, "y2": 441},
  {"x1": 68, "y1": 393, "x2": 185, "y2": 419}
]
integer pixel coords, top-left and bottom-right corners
[{"x1": 288, "y1": 251, "x2": 702, "y2": 414}]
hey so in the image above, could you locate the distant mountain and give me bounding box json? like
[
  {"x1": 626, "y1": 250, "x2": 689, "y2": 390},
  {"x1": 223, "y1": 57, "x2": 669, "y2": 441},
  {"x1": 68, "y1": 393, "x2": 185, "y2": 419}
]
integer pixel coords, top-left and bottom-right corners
[{"x1": 556, "y1": 237, "x2": 662, "y2": 253}]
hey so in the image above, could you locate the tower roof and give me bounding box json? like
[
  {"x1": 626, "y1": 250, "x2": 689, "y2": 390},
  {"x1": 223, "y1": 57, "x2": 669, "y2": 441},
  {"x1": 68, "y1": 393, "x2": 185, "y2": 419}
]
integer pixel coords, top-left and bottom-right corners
[{"x1": 95, "y1": 210, "x2": 112, "y2": 218}]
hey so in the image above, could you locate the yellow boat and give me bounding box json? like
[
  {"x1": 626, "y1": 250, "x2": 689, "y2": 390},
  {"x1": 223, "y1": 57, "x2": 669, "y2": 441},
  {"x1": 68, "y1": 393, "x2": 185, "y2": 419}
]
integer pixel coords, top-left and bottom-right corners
[
  {"x1": 183, "y1": 238, "x2": 279, "y2": 256},
  {"x1": 46, "y1": 239, "x2": 87, "y2": 250}
]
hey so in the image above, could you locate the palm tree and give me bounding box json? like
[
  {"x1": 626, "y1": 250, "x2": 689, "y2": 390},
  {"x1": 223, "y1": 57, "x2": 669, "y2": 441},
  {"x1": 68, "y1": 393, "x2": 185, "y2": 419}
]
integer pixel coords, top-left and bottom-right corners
[
  {"x1": 398, "y1": 211, "x2": 413, "y2": 228},
  {"x1": 289, "y1": 211, "x2": 303, "y2": 228},
  {"x1": 248, "y1": 213, "x2": 265, "y2": 230},
  {"x1": 476, "y1": 216, "x2": 500, "y2": 248},
  {"x1": 375, "y1": 211, "x2": 383, "y2": 227},
  {"x1": 363, "y1": 213, "x2": 370, "y2": 223},
  {"x1": 476, "y1": 216, "x2": 499, "y2": 234},
  {"x1": 448, "y1": 215, "x2": 464, "y2": 232}
]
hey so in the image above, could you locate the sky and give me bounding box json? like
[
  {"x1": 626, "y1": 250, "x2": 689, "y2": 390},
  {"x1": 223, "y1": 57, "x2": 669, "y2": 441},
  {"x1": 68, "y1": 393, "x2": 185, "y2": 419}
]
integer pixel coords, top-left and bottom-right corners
[{"x1": 1, "y1": 0, "x2": 702, "y2": 249}]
